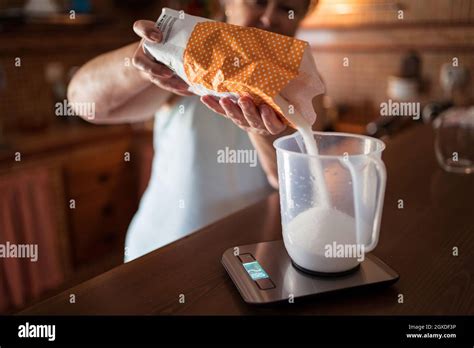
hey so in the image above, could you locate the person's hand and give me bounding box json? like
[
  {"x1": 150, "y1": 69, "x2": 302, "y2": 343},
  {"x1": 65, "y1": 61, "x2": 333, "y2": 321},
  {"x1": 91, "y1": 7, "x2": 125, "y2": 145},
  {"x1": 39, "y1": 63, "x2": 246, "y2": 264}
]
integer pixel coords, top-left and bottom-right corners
[
  {"x1": 132, "y1": 20, "x2": 193, "y2": 96},
  {"x1": 201, "y1": 94, "x2": 287, "y2": 136}
]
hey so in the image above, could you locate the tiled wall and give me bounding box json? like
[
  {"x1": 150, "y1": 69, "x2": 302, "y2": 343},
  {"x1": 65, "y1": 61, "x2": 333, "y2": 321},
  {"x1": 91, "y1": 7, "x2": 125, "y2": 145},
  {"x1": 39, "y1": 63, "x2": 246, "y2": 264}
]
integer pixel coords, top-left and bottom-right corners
[
  {"x1": 299, "y1": 0, "x2": 474, "y2": 123},
  {"x1": 312, "y1": 51, "x2": 474, "y2": 106}
]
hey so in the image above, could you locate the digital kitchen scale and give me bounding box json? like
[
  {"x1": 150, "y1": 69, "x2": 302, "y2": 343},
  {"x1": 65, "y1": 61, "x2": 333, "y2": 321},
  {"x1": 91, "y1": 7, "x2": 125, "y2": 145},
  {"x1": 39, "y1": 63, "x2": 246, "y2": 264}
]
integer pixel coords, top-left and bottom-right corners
[{"x1": 222, "y1": 240, "x2": 399, "y2": 304}]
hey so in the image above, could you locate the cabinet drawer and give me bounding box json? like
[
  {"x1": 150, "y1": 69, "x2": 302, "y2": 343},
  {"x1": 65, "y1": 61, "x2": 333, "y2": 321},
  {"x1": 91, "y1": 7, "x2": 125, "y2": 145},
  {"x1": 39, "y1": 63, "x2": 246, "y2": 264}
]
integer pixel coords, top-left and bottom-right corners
[
  {"x1": 69, "y1": 187, "x2": 135, "y2": 265},
  {"x1": 64, "y1": 140, "x2": 133, "y2": 197}
]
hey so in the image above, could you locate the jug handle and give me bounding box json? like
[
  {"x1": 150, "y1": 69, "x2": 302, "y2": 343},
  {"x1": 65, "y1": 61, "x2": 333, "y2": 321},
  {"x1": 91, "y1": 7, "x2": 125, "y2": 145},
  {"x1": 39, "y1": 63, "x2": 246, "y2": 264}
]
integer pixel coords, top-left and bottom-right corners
[{"x1": 363, "y1": 155, "x2": 387, "y2": 252}]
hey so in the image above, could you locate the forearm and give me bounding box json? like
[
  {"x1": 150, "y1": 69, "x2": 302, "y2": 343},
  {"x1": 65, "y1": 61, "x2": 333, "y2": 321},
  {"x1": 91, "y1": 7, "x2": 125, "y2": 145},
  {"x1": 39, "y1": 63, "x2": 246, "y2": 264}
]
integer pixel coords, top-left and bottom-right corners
[
  {"x1": 84, "y1": 84, "x2": 171, "y2": 124},
  {"x1": 67, "y1": 41, "x2": 163, "y2": 123}
]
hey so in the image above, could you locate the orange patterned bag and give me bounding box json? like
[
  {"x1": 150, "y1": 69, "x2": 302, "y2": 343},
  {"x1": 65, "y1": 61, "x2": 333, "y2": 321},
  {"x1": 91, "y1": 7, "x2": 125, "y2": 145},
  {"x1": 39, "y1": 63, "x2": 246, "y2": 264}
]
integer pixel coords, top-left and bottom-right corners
[{"x1": 145, "y1": 8, "x2": 325, "y2": 127}]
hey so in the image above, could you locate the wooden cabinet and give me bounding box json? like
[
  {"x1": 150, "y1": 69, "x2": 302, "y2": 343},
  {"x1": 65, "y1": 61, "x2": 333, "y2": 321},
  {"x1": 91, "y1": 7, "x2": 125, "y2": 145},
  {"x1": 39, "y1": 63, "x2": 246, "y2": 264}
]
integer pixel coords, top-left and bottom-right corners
[
  {"x1": 0, "y1": 122, "x2": 142, "y2": 311},
  {"x1": 64, "y1": 138, "x2": 137, "y2": 266}
]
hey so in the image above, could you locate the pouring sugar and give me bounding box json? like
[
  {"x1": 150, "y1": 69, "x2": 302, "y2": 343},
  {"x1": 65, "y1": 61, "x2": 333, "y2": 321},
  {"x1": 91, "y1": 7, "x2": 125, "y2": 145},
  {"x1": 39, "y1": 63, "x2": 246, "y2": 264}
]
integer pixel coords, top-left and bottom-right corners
[
  {"x1": 280, "y1": 107, "x2": 370, "y2": 273},
  {"x1": 281, "y1": 107, "x2": 331, "y2": 208}
]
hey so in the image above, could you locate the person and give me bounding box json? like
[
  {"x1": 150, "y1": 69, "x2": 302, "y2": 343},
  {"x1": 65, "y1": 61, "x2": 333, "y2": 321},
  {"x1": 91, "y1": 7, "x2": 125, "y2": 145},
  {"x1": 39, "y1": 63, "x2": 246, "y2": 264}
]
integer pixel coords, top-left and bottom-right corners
[{"x1": 67, "y1": 0, "x2": 324, "y2": 262}]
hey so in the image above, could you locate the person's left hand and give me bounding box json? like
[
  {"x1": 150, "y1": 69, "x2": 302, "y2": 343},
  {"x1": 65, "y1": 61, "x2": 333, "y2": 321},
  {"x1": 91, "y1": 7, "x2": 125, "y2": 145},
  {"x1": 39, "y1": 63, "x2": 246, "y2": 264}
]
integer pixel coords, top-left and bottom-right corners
[{"x1": 201, "y1": 94, "x2": 287, "y2": 136}]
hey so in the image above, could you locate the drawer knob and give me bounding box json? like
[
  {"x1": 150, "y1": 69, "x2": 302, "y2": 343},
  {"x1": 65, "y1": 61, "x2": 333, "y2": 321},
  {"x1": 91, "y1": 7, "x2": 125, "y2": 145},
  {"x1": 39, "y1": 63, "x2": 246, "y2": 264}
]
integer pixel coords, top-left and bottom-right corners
[{"x1": 98, "y1": 173, "x2": 110, "y2": 183}]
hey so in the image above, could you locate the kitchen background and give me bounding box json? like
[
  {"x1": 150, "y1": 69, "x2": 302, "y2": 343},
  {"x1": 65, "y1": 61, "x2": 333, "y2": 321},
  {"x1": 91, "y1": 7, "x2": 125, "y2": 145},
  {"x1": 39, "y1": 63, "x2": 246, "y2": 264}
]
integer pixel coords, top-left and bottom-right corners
[{"x1": 0, "y1": 0, "x2": 472, "y2": 313}]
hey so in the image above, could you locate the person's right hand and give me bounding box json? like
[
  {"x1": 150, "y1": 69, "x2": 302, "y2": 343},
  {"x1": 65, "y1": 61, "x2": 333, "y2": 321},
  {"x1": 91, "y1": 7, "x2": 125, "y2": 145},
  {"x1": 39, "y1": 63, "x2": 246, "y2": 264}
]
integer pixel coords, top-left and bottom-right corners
[{"x1": 132, "y1": 20, "x2": 193, "y2": 96}]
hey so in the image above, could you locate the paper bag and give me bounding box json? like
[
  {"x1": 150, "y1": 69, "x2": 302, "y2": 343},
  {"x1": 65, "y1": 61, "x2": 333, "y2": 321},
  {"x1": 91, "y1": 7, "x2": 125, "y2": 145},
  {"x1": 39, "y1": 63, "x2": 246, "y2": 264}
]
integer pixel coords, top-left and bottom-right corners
[{"x1": 144, "y1": 8, "x2": 325, "y2": 127}]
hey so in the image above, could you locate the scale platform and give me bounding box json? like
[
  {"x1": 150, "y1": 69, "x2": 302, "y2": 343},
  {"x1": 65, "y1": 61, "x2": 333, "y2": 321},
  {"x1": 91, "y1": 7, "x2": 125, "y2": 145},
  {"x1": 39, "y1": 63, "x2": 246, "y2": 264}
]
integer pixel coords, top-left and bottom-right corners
[{"x1": 222, "y1": 240, "x2": 399, "y2": 304}]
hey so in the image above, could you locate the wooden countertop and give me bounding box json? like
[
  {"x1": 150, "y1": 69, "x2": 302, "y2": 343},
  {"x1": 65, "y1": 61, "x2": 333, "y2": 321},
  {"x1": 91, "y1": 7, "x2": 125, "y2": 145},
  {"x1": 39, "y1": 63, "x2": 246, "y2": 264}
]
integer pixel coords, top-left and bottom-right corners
[{"x1": 20, "y1": 124, "x2": 474, "y2": 315}]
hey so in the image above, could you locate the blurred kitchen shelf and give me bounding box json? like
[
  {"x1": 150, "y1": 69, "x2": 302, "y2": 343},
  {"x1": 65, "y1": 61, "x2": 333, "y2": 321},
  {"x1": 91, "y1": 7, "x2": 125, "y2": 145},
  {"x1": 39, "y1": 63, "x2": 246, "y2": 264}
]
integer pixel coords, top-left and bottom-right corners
[
  {"x1": 300, "y1": 23, "x2": 474, "y2": 53},
  {"x1": 0, "y1": 121, "x2": 133, "y2": 165},
  {"x1": 0, "y1": 13, "x2": 136, "y2": 55},
  {"x1": 0, "y1": 8, "x2": 110, "y2": 30},
  {"x1": 25, "y1": 13, "x2": 107, "y2": 26},
  {"x1": 301, "y1": 20, "x2": 474, "y2": 30}
]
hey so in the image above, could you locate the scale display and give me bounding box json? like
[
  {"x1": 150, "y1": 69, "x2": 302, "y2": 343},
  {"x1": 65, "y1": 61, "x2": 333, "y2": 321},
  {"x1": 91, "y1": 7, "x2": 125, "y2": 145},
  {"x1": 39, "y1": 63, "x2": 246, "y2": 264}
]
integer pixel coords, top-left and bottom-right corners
[{"x1": 242, "y1": 261, "x2": 269, "y2": 280}]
